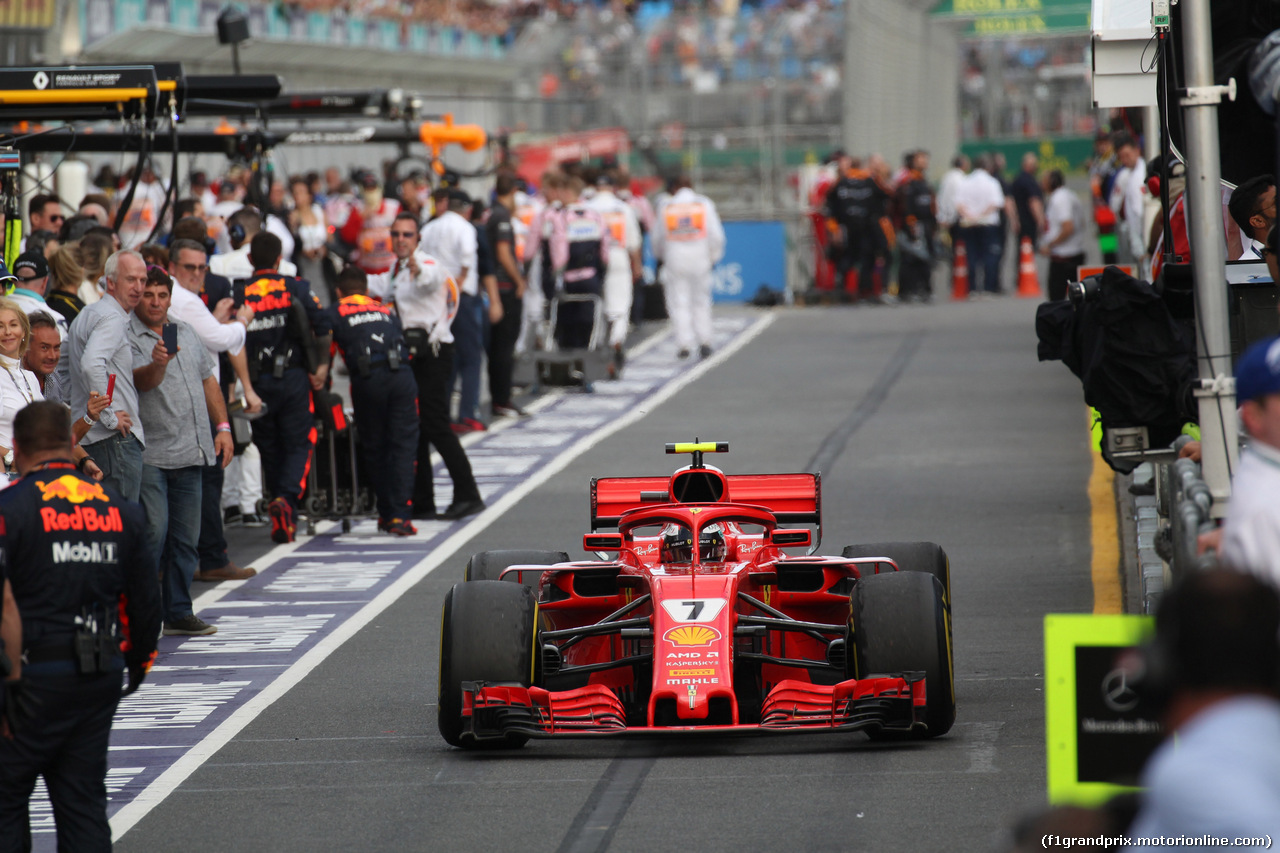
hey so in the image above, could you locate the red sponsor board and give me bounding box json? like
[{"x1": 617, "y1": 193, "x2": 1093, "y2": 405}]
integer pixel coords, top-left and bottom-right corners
[{"x1": 511, "y1": 128, "x2": 631, "y2": 187}]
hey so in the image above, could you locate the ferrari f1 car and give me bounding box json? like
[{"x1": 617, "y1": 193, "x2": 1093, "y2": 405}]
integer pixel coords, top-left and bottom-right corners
[{"x1": 438, "y1": 442, "x2": 954, "y2": 747}]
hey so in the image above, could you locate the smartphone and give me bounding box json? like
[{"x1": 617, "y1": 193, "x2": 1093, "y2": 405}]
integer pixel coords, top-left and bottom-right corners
[
  {"x1": 162, "y1": 322, "x2": 178, "y2": 355},
  {"x1": 106, "y1": 373, "x2": 116, "y2": 402}
]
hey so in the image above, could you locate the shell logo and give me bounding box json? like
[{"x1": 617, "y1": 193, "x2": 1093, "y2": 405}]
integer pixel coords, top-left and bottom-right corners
[{"x1": 664, "y1": 625, "x2": 721, "y2": 647}]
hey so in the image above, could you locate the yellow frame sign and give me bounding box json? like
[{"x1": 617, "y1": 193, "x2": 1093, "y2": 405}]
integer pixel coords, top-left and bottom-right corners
[{"x1": 1044, "y1": 613, "x2": 1156, "y2": 805}]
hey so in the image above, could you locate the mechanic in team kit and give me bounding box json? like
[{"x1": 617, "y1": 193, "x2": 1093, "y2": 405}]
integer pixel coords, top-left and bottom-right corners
[
  {"x1": 325, "y1": 266, "x2": 419, "y2": 536},
  {"x1": 0, "y1": 400, "x2": 160, "y2": 852},
  {"x1": 652, "y1": 176, "x2": 725, "y2": 358},
  {"x1": 241, "y1": 231, "x2": 331, "y2": 544},
  {"x1": 587, "y1": 171, "x2": 643, "y2": 372},
  {"x1": 551, "y1": 176, "x2": 611, "y2": 350},
  {"x1": 367, "y1": 212, "x2": 484, "y2": 521}
]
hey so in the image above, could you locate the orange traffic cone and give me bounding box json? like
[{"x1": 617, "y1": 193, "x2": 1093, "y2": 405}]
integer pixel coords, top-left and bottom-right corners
[
  {"x1": 951, "y1": 240, "x2": 969, "y2": 301},
  {"x1": 1016, "y1": 237, "x2": 1040, "y2": 298}
]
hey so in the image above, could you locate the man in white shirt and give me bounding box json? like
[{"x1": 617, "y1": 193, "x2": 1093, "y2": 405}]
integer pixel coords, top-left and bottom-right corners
[
  {"x1": 1227, "y1": 175, "x2": 1275, "y2": 261},
  {"x1": 117, "y1": 164, "x2": 170, "y2": 250},
  {"x1": 1219, "y1": 335, "x2": 1280, "y2": 587},
  {"x1": 955, "y1": 154, "x2": 1005, "y2": 296},
  {"x1": 209, "y1": 207, "x2": 296, "y2": 281},
  {"x1": 370, "y1": 212, "x2": 484, "y2": 521},
  {"x1": 1110, "y1": 132, "x2": 1148, "y2": 267},
  {"x1": 420, "y1": 189, "x2": 483, "y2": 429},
  {"x1": 1038, "y1": 171, "x2": 1088, "y2": 302},
  {"x1": 936, "y1": 154, "x2": 969, "y2": 247}
]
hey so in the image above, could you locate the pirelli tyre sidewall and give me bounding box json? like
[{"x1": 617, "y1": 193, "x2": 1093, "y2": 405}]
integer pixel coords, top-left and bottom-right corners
[
  {"x1": 463, "y1": 549, "x2": 571, "y2": 587},
  {"x1": 841, "y1": 541, "x2": 952, "y2": 614},
  {"x1": 849, "y1": 570, "x2": 956, "y2": 738},
  {"x1": 438, "y1": 580, "x2": 539, "y2": 749}
]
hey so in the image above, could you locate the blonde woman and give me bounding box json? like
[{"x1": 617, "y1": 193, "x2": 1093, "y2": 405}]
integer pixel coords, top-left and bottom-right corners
[
  {"x1": 0, "y1": 298, "x2": 37, "y2": 473},
  {"x1": 76, "y1": 231, "x2": 113, "y2": 305},
  {"x1": 46, "y1": 244, "x2": 86, "y2": 324}
]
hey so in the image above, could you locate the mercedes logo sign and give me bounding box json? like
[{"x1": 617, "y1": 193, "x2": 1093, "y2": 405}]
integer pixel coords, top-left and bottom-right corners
[
  {"x1": 1102, "y1": 667, "x2": 1139, "y2": 713},
  {"x1": 32, "y1": 71, "x2": 49, "y2": 90}
]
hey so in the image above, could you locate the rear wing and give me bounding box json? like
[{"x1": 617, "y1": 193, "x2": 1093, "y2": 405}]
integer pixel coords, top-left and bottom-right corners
[{"x1": 590, "y1": 472, "x2": 822, "y2": 532}]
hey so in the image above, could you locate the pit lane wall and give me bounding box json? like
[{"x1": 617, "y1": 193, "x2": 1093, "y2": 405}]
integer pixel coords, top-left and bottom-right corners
[{"x1": 1115, "y1": 447, "x2": 1216, "y2": 615}]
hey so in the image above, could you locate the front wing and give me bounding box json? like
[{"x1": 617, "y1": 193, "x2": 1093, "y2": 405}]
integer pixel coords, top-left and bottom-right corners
[{"x1": 459, "y1": 674, "x2": 926, "y2": 742}]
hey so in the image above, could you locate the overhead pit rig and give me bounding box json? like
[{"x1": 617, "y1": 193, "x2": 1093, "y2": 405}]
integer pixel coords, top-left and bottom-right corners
[{"x1": 0, "y1": 63, "x2": 490, "y2": 261}]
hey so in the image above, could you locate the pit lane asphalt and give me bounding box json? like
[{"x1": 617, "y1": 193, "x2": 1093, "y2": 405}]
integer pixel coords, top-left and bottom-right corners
[{"x1": 116, "y1": 296, "x2": 1094, "y2": 853}]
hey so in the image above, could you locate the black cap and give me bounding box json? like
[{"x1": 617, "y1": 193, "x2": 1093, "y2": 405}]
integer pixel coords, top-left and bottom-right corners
[
  {"x1": 13, "y1": 250, "x2": 48, "y2": 280},
  {"x1": 448, "y1": 188, "x2": 471, "y2": 209}
]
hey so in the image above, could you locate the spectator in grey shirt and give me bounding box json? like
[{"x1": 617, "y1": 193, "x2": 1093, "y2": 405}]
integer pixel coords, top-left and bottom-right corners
[
  {"x1": 130, "y1": 266, "x2": 233, "y2": 637},
  {"x1": 68, "y1": 250, "x2": 146, "y2": 500}
]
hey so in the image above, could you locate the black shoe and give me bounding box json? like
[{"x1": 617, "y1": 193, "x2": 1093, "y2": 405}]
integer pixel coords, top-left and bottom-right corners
[
  {"x1": 492, "y1": 403, "x2": 529, "y2": 419},
  {"x1": 241, "y1": 512, "x2": 267, "y2": 528},
  {"x1": 223, "y1": 506, "x2": 243, "y2": 527},
  {"x1": 412, "y1": 506, "x2": 437, "y2": 520},
  {"x1": 439, "y1": 498, "x2": 485, "y2": 520},
  {"x1": 163, "y1": 615, "x2": 218, "y2": 636},
  {"x1": 698, "y1": 344, "x2": 713, "y2": 359}
]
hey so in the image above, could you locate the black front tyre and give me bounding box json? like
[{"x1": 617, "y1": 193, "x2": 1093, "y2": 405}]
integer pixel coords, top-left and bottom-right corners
[
  {"x1": 850, "y1": 570, "x2": 955, "y2": 738},
  {"x1": 463, "y1": 549, "x2": 571, "y2": 586},
  {"x1": 438, "y1": 580, "x2": 539, "y2": 748}
]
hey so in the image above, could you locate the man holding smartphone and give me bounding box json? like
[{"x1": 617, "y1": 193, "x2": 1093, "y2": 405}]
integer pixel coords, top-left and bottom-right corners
[{"x1": 129, "y1": 266, "x2": 235, "y2": 636}]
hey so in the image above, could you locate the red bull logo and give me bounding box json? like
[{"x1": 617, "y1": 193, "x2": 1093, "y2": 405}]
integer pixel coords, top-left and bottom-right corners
[
  {"x1": 41, "y1": 505, "x2": 123, "y2": 533},
  {"x1": 251, "y1": 293, "x2": 294, "y2": 313},
  {"x1": 337, "y1": 297, "x2": 390, "y2": 317},
  {"x1": 244, "y1": 278, "x2": 286, "y2": 299},
  {"x1": 37, "y1": 475, "x2": 108, "y2": 504}
]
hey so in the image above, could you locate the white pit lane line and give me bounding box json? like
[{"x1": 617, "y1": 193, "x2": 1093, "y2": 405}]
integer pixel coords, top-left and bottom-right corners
[{"x1": 109, "y1": 312, "x2": 776, "y2": 840}]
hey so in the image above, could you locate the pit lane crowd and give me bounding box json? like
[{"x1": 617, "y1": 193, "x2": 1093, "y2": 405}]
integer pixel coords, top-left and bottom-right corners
[{"x1": 0, "y1": 159, "x2": 725, "y2": 636}]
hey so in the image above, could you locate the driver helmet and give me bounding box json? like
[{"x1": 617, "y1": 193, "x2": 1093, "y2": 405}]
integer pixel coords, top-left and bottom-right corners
[
  {"x1": 661, "y1": 525, "x2": 693, "y2": 563},
  {"x1": 698, "y1": 524, "x2": 726, "y2": 563}
]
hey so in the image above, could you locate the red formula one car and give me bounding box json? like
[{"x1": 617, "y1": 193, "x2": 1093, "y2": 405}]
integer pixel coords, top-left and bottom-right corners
[{"x1": 438, "y1": 442, "x2": 954, "y2": 747}]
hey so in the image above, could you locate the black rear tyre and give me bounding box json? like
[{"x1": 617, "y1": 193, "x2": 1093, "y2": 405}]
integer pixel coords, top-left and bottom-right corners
[
  {"x1": 842, "y1": 541, "x2": 952, "y2": 609},
  {"x1": 850, "y1": 570, "x2": 955, "y2": 738},
  {"x1": 438, "y1": 581, "x2": 539, "y2": 748},
  {"x1": 464, "y1": 549, "x2": 571, "y2": 587}
]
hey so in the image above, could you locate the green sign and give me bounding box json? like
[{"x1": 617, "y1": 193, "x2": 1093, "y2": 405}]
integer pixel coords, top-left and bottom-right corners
[
  {"x1": 1044, "y1": 614, "x2": 1159, "y2": 806},
  {"x1": 958, "y1": 136, "x2": 1097, "y2": 173},
  {"x1": 966, "y1": 10, "x2": 1088, "y2": 35},
  {"x1": 932, "y1": 0, "x2": 1090, "y2": 35}
]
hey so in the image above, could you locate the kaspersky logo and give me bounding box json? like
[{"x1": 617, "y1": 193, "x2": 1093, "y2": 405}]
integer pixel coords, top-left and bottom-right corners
[{"x1": 37, "y1": 475, "x2": 108, "y2": 504}]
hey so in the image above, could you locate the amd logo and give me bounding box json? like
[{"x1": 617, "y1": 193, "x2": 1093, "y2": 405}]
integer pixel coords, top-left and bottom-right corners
[{"x1": 52, "y1": 541, "x2": 118, "y2": 564}]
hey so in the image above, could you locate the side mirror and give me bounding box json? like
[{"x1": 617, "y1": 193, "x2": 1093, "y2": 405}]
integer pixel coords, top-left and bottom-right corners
[
  {"x1": 769, "y1": 529, "x2": 811, "y2": 548},
  {"x1": 583, "y1": 533, "x2": 623, "y2": 552}
]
